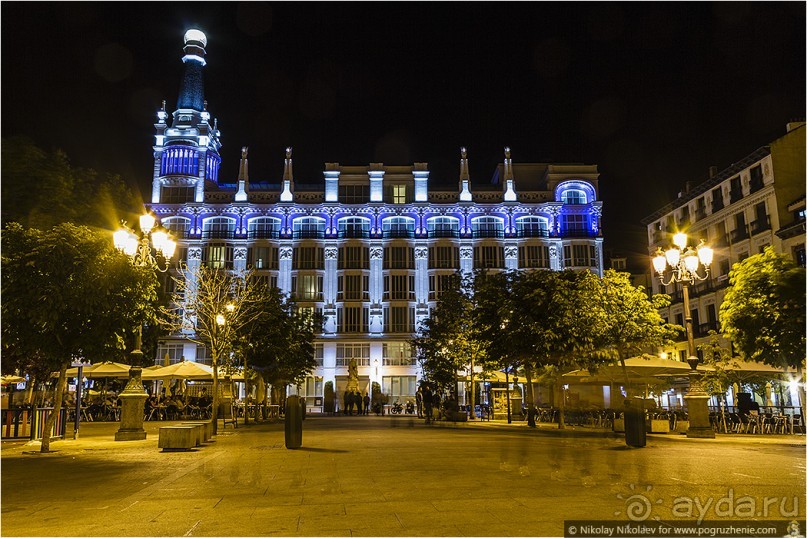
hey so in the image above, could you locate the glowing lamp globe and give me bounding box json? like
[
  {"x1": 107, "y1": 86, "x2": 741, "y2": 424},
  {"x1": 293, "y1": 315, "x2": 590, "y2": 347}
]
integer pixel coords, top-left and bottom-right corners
[
  {"x1": 665, "y1": 247, "x2": 680, "y2": 269},
  {"x1": 215, "y1": 314, "x2": 226, "y2": 326},
  {"x1": 673, "y1": 232, "x2": 688, "y2": 250},
  {"x1": 652, "y1": 249, "x2": 668, "y2": 274},
  {"x1": 184, "y1": 29, "x2": 207, "y2": 47},
  {"x1": 150, "y1": 230, "x2": 168, "y2": 252},
  {"x1": 683, "y1": 250, "x2": 700, "y2": 273},
  {"x1": 697, "y1": 244, "x2": 713, "y2": 266},
  {"x1": 139, "y1": 213, "x2": 156, "y2": 234},
  {"x1": 162, "y1": 238, "x2": 177, "y2": 260}
]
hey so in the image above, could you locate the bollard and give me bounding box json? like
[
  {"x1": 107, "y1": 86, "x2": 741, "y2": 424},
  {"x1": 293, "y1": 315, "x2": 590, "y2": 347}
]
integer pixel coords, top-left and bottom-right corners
[
  {"x1": 284, "y1": 395, "x2": 303, "y2": 449},
  {"x1": 624, "y1": 397, "x2": 647, "y2": 448}
]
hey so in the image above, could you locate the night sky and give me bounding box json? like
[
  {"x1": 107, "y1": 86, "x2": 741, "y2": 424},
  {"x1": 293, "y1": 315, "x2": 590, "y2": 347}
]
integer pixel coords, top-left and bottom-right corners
[{"x1": 2, "y1": 3, "x2": 804, "y2": 267}]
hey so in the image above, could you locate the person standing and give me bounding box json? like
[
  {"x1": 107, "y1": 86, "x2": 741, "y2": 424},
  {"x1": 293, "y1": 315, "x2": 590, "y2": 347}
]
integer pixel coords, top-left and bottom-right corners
[
  {"x1": 343, "y1": 390, "x2": 351, "y2": 415},
  {"x1": 422, "y1": 384, "x2": 433, "y2": 424},
  {"x1": 415, "y1": 386, "x2": 424, "y2": 418},
  {"x1": 363, "y1": 392, "x2": 370, "y2": 415},
  {"x1": 355, "y1": 391, "x2": 363, "y2": 415}
]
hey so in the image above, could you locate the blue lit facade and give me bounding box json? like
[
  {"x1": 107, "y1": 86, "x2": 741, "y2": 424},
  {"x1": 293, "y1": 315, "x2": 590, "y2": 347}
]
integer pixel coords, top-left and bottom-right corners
[{"x1": 148, "y1": 31, "x2": 605, "y2": 404}]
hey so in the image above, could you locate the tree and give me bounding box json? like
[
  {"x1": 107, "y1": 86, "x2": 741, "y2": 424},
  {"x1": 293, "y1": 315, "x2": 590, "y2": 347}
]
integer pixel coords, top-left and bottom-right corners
[
  {"x1": 162, "y1": 265, "x2": 268, "y2": 434},
  {"x1": 413, "y1": 272, "x2": 486, "y2": 408},
  {"x1": 585, "y1": 270, "x2": 680, "y2": 396},
  {"x1": 236, "y1": 292, "x2": 322, "y2": 406},
  {"x1": 1, "y1": 223, "x2": 157, "y2": 452},
  {"x1": 1, "y1": 137, "x2": 142, "y2": 230},
  {"x1": 720, "y1": 247, "x2": 806, "y2": 417}
]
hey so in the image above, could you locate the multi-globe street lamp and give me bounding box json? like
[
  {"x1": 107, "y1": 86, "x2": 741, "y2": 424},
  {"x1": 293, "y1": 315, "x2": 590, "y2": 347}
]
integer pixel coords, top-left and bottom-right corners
[
  {"x1": 652, "y1": 231, "x2": 715, "y2": 438},
  {"x1": 112, "y1": 212, "x2": 176, "y2": 441}
]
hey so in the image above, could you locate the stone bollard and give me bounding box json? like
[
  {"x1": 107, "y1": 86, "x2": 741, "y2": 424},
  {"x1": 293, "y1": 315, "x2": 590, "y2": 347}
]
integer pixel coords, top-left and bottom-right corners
[{"x1": 115, "y1": 367, "x2": 148, "y2": 441}]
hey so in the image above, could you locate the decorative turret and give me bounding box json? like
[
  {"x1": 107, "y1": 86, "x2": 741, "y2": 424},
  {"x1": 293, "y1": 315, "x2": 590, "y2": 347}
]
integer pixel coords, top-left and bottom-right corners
[
  {"x1": 280, "y1": 147, "x2": 295, "y2": 202},
  {"x1": 459, "y1": 147, "x2": 472, "y2": 202},
  {"x1": 177, "y1": 29, "x2": 207, "y2": 111},
  {"x1": 235, "y1": 147, "x2": 249, "y2": 202},
  {"x1": 151, "y1": 29, "x2": 222, "y2": 204},
  {"x1": 502, "y1": 146, "x2": 517, "y2": 202}
]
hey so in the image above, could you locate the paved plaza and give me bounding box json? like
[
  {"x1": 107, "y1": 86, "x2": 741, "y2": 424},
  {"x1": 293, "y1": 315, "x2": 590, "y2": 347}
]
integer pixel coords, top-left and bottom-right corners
[{"x1": 1, "y1": 416, "x2": 804, "y2": 537}]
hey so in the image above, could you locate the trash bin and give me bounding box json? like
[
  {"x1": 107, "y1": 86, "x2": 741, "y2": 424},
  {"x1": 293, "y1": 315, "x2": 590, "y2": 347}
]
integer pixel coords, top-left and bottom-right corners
[
  {"x1": 284, "y1": 395, "x2": 303, "y2": 449},
  {"x1": 624, "y1": 397, "x2": 646, "y2": 448}
]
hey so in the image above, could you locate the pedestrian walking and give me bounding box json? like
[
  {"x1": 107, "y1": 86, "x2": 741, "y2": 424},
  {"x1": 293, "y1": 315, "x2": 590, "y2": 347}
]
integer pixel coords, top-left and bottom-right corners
[
  {"x1": 422, "y1": 384, "x2": 433, "y2": 424},
  {"x1": 415, "y1": 386, "x2": 423, "y2": 418}
]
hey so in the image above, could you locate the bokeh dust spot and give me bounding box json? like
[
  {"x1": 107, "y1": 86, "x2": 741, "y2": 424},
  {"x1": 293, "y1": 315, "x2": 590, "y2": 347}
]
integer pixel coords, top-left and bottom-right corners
[{"x1": 94, "y1": 43, "x2": 133, "y2": 83}]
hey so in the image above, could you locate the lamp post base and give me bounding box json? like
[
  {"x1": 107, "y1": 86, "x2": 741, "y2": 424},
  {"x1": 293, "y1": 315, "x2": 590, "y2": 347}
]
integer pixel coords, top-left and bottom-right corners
[
  {"x1": 115, "y1": 366, "x2": 148, "y2": 442},
  {"x1": 684, "y1": 372, "x2": 715, "y2": 439}
]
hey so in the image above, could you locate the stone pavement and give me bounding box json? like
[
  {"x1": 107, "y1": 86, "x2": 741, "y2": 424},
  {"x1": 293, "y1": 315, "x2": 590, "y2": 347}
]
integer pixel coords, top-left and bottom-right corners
[{"x1": 1, "y1": 415, "x2": 804, "y2": 537}]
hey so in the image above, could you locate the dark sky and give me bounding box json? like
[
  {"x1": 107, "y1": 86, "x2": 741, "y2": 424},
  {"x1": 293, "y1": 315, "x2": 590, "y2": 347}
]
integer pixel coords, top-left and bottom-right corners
[{"x1": 2, "y1": 2, "x2": 805, "y2": 267}]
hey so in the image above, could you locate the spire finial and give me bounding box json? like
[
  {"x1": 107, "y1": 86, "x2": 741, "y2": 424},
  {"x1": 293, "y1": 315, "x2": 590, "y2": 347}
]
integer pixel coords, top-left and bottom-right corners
[
  {"x1": 286, "y1": 146, "x2": 292, "y2": 159},
  {"x1": 242, "y1": 146, "x2": 248, "y2": 159},
  {"x1": 504, "y1": 146, "x2": 511, "y2": 160},
  {"x1": 204, "y1": 100, "x2": 208, "y2": 111},
  {"x1": 280, "y1": 146, "x2": 294, "y2": 202},
  {"x1": 459, "y1": 146, "x2": 472, "y2": 201},
  {"x1": 161, "y1": 100, "x2": 166, "y2": 111},
  {"x1": 461, "y1": 147, "x2": 467, "y2": 159}
]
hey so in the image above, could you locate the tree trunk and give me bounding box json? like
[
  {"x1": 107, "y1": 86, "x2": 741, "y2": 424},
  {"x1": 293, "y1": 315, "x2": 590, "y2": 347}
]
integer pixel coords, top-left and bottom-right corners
[
  {"x1": 212, "y1": 354, "x2": 219, "y2": 435},
  {"x1": 556, "y1": 379, "x2": 566, "y2": 430},
  {"x1": 525, "y1": 364, "x2": 536, "y2": 428},
  {"x1": 798, "y1": 365, "x2": 806, "y2": 428},
  {"x1": 243, "y1": 356, "x2": 249, "y2": 426},
  {"x1": 41, "y1": 363, "x2": 68, "y2": 453}
]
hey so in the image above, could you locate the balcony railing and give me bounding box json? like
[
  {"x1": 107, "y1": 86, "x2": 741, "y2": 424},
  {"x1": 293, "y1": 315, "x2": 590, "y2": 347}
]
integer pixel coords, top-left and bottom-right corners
[
  {"x1": 383, "y1": 229, "x2": 414, "y2": 239},
  {"x1": 730, "y1": 225, "x2": 749, "y2": 243},
  {"x1": 516, "y1": 228, "x2": 550, "y2": 238},
  {"x1": 750, "y1": 217, "x2": 770, "y2": 235},
  {"x1": 472, "y1": 229, "x2": 504, "y2": 239},
  {"x1": 729, "y1": 188, "x2": 743, "y2": 203},
  {"x1": 713, "y1": 234, "x2": 729, "y2": 247},
  {"x1": 697, "y1": 320, "x2": 720, "y2": 336},
  {"x1": 338, "y1": 229, "x2": 370, "y2": 239},
  {"x1": 711, "y1": 199, "x2": 724, "y2": 213},
  {"x1": 749, "y1": 179, "x2": 764, "y2": 194},
  {"x1": 202, "y1": 230, "x2": 235, "y2": 239},
  {"x1": 293, "y1": 230, "x2": 325, "y2": 239},
  {"x1": 694, "y1": 208, "x2": 707, "y2": 221},
  {"x1": 560, "y1": 229, "x2": 597, "y2": 238},
  {"x1": 248, "y1": 230, "x2": 280, "y2": 239},
  {"x1": 427, "y1": 229, "x2": 459, "y2": 238}
]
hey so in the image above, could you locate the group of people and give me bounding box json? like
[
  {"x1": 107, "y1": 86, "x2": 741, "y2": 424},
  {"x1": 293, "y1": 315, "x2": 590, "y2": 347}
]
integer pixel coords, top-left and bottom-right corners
[
  {"x1": 416, "y1": 384, "x2": 444, "y2": 424},
  {"x1": 342, "y1": 390, "x2": 370, "y2": 415}
]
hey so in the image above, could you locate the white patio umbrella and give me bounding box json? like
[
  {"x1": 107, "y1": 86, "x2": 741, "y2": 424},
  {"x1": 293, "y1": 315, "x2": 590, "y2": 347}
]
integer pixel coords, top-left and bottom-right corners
[{"x1": 141, "y1": 360, "x2": 214, "y2": 381}]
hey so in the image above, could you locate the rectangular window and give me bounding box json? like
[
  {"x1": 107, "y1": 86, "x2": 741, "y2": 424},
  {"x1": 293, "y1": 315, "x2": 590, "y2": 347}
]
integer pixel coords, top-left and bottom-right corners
[
  {"x1": 314, "y1": 344, "x2": 324, "y2": 367},
  {"x1": 293, "y1": 247, "x2": 324, "y2": 270},
  {"x1": 383, "y1": 247, "x2": 414, "y2": 269},
  {"x1": 156, "y1": 343, "x2": 185, "y2": 364},
  {"x1": 292, "y1": 274, "x2": 323, "y2": 301},
  {"x1": 382, "y1": 343, "x2": 416, "y2": 366},
  {"x1": 384, "y1": 274, "x2": 415, "y2": 301},
  {"x1": 428, "y1": 273, "x2": 456, "y2": 300},
  {"x1": 338, "y1": 306, "x2": 368, "y2": 333},
  {"x1": 562, "y1": 214, "x2": 588, "y2": 236},
  {"x1": 393, "y1": 185, "x2": 407, "y2": 204},
  {"x1": 384, "y1": 306, "x2": 415, "y2": 333},
  {"x1": 338, "y1": 274, "x2": 367, "y2": 301},
  {"x1": 248, "y1": 246, "x2": 278, "y2": 270},
  {"x1": 159, "y1": 186, "x2": 195, "y2": 204},
  {"x1": 711, "y1": 187, "x2": 724, "y2": 212},
  {"x1": 749, "y1": 165, "x2": 763, "y2": 192},
  {"x1": 338, "y1": 246, "x2": 369, "y2": 270},
  {"x1": 518, "y1": 245, "x2": 550, "y2": 269},
  {"x1": 336, "y1": 343, "x2": 370, "y2": 366},
  {"x1": 473, "y1": 246, "x2": 503, "y2": 269},
  {"x1": 297, "y1": 376, "x2": 324, "y2": 398},
  {"x1": 339, "y1": 185, "x2": 370, "y2": 204},
  {"x1": 203, "y1": 243, "x2": 233, "y2": 269},
  {"x1": 563, "y1": 244, "x2": 595, "y2": 267},
  {"x1": 382, "y1": 376, "x2": 417, "y2": 399},
  {"x1": 428, "y1": 246, "x2": 459, "y2": 269}
]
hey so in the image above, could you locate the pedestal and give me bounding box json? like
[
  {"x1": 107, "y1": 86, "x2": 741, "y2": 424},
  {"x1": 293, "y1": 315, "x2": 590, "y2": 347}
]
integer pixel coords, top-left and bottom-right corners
[
  {"x1": 684, "y1": 372, "x2": 715, "y2": 439},
  {"x1": 115, "y1": 367, "x2": 148, "y2": 441}
]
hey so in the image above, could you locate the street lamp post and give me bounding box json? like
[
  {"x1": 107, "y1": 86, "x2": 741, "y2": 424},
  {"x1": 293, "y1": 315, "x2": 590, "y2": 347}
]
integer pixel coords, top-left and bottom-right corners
[
  {"x1": 652, "y1": 232, "x2": 715, "y2": 439},
  {"x1": 113, "y1": 212, "x2": 176, "y2": 441}
]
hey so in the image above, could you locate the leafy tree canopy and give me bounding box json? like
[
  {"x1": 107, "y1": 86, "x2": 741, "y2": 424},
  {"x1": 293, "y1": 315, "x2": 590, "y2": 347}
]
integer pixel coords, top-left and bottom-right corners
[
  {"x1": 1, "y1": 137, "x2": 142, "y2": 230},
  {"x1": 720, "y1": 246, "x2": 806, "y2": 370}
]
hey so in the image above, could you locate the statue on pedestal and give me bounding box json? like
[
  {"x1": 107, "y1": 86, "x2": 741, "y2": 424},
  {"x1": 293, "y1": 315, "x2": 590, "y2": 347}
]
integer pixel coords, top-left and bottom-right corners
[{"x1": 347, "y1": 358, "x2": 359, "y2": 393}]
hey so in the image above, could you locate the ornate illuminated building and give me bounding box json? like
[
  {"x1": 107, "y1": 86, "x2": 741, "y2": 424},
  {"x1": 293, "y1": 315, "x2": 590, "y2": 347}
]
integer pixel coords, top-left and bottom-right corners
[{"x1": 149, "y1": 30, "x2": 604, "y2": 406}]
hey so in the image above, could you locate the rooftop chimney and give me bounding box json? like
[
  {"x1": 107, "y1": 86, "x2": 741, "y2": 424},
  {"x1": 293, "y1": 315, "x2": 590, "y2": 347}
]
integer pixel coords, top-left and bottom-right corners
[
  {"x1": 786, "y1": 120, "x2": 805, "y2": 133},
  {"x1": 708, "y1": 166, "x2": 718, "y2": 178}
]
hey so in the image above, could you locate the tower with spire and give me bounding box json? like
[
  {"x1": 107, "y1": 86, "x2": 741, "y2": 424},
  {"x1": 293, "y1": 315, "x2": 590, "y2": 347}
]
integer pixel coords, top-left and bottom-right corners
[{"x1": 151, "y1": 29, "x2": 222, "y2": 205}]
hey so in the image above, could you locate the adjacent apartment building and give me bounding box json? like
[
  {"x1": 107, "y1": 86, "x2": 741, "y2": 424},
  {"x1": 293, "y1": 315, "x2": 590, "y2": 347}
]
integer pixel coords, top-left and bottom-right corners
[
  {"x1": 642, "y1": 121, "x2": 806, "y2": 362},
  {"x1": 147, "y1": 30, "x2": 605, "y2": 405}
]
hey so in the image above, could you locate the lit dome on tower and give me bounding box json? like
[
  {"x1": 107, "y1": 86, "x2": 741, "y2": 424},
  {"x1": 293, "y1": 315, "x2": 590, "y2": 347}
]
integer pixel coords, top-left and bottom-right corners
[{"x1": 184, "y1": 29, "x2": 207, "y2": 47}]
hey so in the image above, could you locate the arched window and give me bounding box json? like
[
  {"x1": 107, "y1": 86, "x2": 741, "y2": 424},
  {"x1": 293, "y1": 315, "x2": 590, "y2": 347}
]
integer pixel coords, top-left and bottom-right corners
[
  {"x1": 562, "y1": 189, "x2": 587, "y2": 205},
  {"x1": 248, "y1": 217, "x2": 281, "y2": 239},
  {"x1": 338, "y1": 217, "x2": 370, "y2": 238},
  {"x1": 427, "y1": 216, "x2": 459, "y2": 238},
  {"x1": 516, "y1": 216, "x2": 549, "y2": 237},
  {"x1": 471, "y1": 216, "x2": 504, "y2": 238},
  {"x1": 202, "y1": 217, "x2": 235, "y2": 239},
  {"x1": 382, "y1": 217, "x2": 415, "y2": 238},
  {"x1": 161, "y1": 217, "x2": 190, "y2": 237},
  {"x1": 293, "y1": 217, "x2": 325, "y2": 239}
]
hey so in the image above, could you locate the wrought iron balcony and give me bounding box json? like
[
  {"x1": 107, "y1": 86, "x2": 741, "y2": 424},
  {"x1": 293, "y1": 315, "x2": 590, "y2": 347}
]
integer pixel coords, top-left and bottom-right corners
[
  {"x1": 516, "y1": 228, "x2": 550, "y2": 238},
  {"x1": 383, "y1": 229, "x2": 414, "y2": 239},
  {"x1": 729, "y1": 188, "x2": 744, "y2": 203},
  {"x1": 472, "y1": 229, "x2": 504, "y2": 239},
  {"x1": 730, "y1": 225, "x2": 749, "y2": 243},
  {"x1": 202, "y1": 230, "x2": 235, "y2": 239},
  {"x1": 293, "y1": 230, "x2": 325, "y2": 239},
  {"x1": 248, "y1": 230, "x2": 280, "y2": 239},
  {"x1": 338, "y1": 229, "x2": 370, "y2": 239},
  {"x1": 428, "y1": 229, "x2": 459, "y2": 238},
  {"x1": 750, "y1": 217, "x2": 770, "y2": 235}
]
